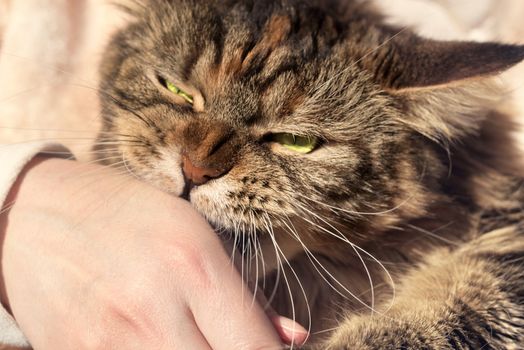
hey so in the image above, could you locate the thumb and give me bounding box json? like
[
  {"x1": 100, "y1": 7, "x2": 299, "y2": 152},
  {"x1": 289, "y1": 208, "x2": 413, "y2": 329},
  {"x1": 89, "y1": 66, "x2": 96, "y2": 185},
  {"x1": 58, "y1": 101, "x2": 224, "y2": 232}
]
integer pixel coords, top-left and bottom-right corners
[
  {"x1": 269, "y1": 313, "x2": 309, "y2": 347},
  {"x1": 257, "y1": 291, "x2": 309, "y2": 346},
  {"x1": 225, "y1": 240, "x2": 309, "y2": 346}
]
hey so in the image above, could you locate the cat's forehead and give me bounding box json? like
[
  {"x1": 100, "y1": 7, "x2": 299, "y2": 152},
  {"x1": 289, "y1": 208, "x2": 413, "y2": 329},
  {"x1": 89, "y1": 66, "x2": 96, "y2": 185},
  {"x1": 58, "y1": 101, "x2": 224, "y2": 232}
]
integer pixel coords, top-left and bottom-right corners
[
  {"x1": 139, "y1": 0, "x2": 348, "y2": 72},
  {"x1": 116, "y1": 0, "x2": 391, "y2": 135},
  {"x1": 134, "y1": 1, "x2": 360, "y2": 118}
]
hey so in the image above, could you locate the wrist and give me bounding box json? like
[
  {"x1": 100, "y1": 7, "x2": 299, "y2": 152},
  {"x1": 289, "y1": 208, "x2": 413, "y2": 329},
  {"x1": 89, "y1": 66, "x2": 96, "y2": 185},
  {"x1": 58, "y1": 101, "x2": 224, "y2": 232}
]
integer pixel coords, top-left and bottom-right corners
[{"x1": 0, "y1": 156, "x2": 67, "y2": 313}]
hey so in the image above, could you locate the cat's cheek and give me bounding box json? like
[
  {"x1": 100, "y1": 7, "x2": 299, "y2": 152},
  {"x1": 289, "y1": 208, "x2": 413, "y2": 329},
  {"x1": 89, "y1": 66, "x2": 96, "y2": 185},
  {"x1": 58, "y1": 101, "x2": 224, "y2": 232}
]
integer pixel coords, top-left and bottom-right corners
[
  {"x1": 140, "y1": 171, "x2": 185, "y2": 197},
  {"x1": 189, "y1": 181, "x2": 231, "y2": 222},
  {"x1": 154, "y1": 153, "x2": 186, "y2": 196}
]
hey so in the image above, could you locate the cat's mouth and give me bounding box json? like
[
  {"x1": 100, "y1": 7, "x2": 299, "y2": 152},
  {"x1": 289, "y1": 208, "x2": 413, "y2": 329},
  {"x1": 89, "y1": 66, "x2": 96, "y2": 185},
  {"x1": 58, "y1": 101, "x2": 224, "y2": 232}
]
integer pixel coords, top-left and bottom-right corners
[
  {"x1": 179, "y1": 154, "x2": 225, "y2": 200},
  {"x1": 180, "y1": 179, "x2": 197, "y2": 201}
]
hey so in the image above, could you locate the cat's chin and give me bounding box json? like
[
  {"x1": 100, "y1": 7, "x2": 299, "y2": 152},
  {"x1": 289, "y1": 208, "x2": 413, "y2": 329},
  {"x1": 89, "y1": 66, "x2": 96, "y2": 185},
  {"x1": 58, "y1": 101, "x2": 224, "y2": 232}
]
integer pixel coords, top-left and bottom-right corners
[{"x1": 187, "y1": 180, "x2": 226, "y2": 219}]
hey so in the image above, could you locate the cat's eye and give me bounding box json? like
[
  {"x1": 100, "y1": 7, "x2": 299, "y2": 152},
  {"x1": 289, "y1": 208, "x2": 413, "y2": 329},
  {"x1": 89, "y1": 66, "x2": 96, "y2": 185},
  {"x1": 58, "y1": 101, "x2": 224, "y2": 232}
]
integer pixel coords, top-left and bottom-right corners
[
  {"x1": 153, "y1": 73, "x2": 205, "y2": 111},
  {"x1": 164, "y1": 80, "x2": 194, "y2": 104},
  {"x1": 268, "y1": 133, "x2": 318, "y2": 154}
]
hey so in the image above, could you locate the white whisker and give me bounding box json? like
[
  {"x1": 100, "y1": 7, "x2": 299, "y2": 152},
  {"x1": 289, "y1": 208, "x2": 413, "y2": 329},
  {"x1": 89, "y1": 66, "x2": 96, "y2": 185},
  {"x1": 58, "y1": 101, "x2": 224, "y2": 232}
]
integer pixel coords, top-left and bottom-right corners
[
  {"x1": 292, "y1": 202, "x2": 377, "y2": 311},
  {"x1": 261, "y1": 214, "x2": 299, "y2": 350},
  {"x1": 292, "y1": 201, "x2": 397, "y2": 315}
]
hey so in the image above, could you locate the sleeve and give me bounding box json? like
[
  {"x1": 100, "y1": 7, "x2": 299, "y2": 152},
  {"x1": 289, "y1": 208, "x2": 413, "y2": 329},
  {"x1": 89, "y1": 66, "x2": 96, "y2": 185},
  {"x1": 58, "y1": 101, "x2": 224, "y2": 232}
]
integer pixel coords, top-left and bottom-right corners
[{"x1": 0, "y1": 141, "x2": 72, "y2": 348}]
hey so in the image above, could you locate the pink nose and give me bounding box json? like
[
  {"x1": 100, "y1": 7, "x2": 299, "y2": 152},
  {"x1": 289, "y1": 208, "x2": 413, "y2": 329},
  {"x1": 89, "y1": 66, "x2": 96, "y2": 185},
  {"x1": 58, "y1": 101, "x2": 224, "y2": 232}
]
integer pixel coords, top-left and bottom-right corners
[{"x1": 182, "y1": 155, "x2": 225, "y2": 185}]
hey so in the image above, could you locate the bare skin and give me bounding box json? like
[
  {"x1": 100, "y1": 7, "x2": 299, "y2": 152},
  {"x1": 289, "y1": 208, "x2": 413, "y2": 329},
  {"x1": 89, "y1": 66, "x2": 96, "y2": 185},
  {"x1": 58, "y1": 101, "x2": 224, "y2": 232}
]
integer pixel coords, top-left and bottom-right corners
[{"x1": 0, "y1": 157, "x2": 307, "y2": 349}]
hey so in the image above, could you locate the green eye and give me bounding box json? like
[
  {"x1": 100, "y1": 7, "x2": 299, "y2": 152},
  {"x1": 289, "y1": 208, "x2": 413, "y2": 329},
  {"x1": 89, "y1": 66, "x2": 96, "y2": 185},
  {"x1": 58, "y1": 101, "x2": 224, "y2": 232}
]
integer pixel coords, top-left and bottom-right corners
[
  {"x1": 165, "y1": 80, "x2": 194, "y2": 105},
  {"x1": 270, "y1": 133, "x2": 318, "y2": 154}
]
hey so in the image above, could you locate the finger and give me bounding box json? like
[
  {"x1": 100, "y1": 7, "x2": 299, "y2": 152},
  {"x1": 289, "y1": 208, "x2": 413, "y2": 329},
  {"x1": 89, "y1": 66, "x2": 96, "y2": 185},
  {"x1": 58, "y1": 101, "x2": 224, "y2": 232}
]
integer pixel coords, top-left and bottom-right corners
[
  {"x1": 256, "y1": 291, "x2": 309, "y2": 347},
  {"x1": 188, "y1": 248, "x2": 284, "y2": 350},
  {"x1": 270, "y1": 314, "x2": 309, "y2": 347},
  {"x1": 225, "y1": 233, "x2": 309, "y2": 347},
  {"x1": 165, "y1": 316, "x2": 213, "y2": 350}
]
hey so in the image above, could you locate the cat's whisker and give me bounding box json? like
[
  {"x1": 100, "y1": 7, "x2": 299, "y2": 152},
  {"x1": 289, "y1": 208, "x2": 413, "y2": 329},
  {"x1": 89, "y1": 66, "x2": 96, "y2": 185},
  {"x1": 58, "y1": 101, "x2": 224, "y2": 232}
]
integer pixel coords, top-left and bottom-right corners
[
  {"x1": 39, "y1": 149, "x2": 114, "y2": 157},
  {"x1": 0, "y1": 50, "x2": 98, "y2": 86},
  {"x1": 290, "y1": 196, "x2": 410, "y2": 312},
  {"x1": 351, "y1": 244, "x2": 396, "y2": 314},
  {"x1": 241, "y1": 219, "x2": 247, "y2": 304},
  {"x1": 291, "y1": 201, "x2": 398, "y2": 315},
  {"x1": 95, "y1": 135, "x2": 149, "y2": 142},
  {"x1": 0, "y1": 86, "x2": 59, "y2": 103},
  {"x1": 97, "y1": 133, "x2": 150, "y2": 140},
  {"x1": 0, "y1": 137, "x2": 99, "y2": 149},
  {"x1": 262, "y1": 214, "x2": 300, "y2": 350},
  {"x1": 248, "y1": 210, "x2": 261, "y2": 308},
  {"x1": 56, "y1": 150, "x2": 126, "y2": 172},
  {"x1": 232, "y1": 220, "x2": 247, "y2": 305},
  {"x1": 265, "y1": 245, "x2": 282, "y2": 308},
  {"x1": 55, "y1": 159, "x2": 122, "y2": 182},
  {"x1": 406, "y1": 223, "x2": 462, "y2": 246},
  {"x1": 296, "y1": 192, "x2": 417, "y2": 217},
  {"x1": 283, "y1": 212, "x2": 370, "y2": 305},
  {"x1": 78, "y1": 84, "x2": 157, "y2": 129},
  {"x1": 62, "y1": 164, "x2": 132, "y2": 200},
  {"x1": 68, "y1": 162, "x2": 129, "y2": 183},
  {"x1": 122, "y1": 152, "x2": 144, "y2": 182},
  {"x1": 91, "y1": 142, "x2": 148, "y2": 149},
  {"x1": 230, "y1": 225, "x2": 240, "y2": 269},
  {"x1": 0, "y1": 139, "x2": 139, "y2": 160},
  {"x1": 0, "y1": 126, "x2": 101, "y2": 134},
  {"x1": 65, "y1": 175, "x2": 140, "y2": 237},
  {"x1": 76, "y1": 156, "x2": 125, "y2": 168},
  {"x1": 39, "y1": 81, "x2": 158, "y2": 131},
  {"x1": 280, "y1": 215, "x2": 339, "y2": 298},
  {"x1": 292, "y1": 201, "x2": 376, "y2": 309},
  {"x1": 278, "y1": 216, "x2": 321, "y2": 341},
  {"x1": 255, "y1": 232, "x2": 267, "y2": 292},
  {"x1": 268, "y1": 214, "x2": 314, "y2": 349},
  {"x1": 312, "y1": 326, "x2": 338, "y2": 336},
  {"x1": 41, "y1": 147, "x2": 124, "y2": 162},
  {"x1": 248, "y1": 217, "x2": 255, "y2": 287}
]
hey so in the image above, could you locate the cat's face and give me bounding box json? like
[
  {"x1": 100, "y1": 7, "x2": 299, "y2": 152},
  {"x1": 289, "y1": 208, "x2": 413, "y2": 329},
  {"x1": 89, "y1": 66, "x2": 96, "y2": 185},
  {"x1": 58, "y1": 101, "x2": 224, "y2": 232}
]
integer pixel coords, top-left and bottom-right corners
[{"x1": 97, "y1": 0, "x2": 524, "y2": 247}]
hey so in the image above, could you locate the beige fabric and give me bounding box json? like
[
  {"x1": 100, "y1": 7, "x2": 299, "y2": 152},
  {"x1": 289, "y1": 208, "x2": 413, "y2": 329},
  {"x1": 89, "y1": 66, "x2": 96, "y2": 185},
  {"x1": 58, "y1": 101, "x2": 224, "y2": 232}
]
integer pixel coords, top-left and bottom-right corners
[
  {"x1": 375, "y1": 0, "x2": 524, "y2": 140},
  {"x1": 0, "y1": 0, "x2": 126, "y2": 160}
]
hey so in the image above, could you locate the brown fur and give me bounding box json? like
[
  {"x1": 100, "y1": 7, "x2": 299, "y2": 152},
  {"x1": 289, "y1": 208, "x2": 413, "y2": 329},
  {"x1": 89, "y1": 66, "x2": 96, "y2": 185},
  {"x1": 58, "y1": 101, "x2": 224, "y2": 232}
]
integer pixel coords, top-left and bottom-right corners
[{"x1": 96, "y1": 1, "x2": 524, "y2": 348}]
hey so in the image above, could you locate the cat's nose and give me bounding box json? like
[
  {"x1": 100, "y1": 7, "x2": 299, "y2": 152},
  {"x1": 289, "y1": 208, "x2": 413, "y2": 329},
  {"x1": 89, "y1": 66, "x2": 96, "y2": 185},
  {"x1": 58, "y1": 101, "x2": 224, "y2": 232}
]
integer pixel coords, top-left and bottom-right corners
[{"x1": 182, "y1": 155, "x2": 225, "y2": 186}]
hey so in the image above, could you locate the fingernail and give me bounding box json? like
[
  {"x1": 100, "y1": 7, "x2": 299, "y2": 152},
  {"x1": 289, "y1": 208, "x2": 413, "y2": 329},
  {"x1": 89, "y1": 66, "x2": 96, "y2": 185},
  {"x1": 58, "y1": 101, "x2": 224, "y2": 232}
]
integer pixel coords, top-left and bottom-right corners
[{"x1": 272, "y1": 315, "x2": 309, "y2": 346}]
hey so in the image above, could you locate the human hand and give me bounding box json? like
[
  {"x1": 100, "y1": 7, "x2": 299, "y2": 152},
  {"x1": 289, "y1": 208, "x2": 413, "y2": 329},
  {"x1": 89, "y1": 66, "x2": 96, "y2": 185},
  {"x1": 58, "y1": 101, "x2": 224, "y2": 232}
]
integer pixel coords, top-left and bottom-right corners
[{"x1": 0, "y1": 157, "x2": 307, "y2": 349}]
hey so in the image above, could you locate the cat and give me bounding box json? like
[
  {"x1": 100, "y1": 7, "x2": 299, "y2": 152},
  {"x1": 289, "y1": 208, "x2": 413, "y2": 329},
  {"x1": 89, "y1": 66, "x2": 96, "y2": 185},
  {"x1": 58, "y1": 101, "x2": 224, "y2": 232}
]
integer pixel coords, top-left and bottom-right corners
[{"x1": 95, "y1": 0, "x2": 524, "y2": 348}]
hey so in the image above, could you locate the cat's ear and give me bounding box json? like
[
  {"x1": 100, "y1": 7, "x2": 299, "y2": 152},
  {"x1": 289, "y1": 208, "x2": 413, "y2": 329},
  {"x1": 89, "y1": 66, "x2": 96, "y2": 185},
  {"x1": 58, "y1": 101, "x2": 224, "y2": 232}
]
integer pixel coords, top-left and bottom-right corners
[
  {"x1": 366, "y1": 34, "x2": 524, "y2": 89},
  {"x1": 364, "y1": 33, "x2": 524, "y2": 143}
]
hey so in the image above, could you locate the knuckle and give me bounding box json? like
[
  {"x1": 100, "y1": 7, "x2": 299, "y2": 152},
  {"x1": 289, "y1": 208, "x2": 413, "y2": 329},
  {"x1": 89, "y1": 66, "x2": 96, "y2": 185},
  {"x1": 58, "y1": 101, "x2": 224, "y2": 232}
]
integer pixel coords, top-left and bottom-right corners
[
  {"x1": 161, "y1": 241, "x2": 213, "y2": 287},
  {"x1": 97, "y1": 301, "x2": 156, "y2": 348},
  {"x1": 82, "y1": 287, "x2": 159, "y2": 349}
]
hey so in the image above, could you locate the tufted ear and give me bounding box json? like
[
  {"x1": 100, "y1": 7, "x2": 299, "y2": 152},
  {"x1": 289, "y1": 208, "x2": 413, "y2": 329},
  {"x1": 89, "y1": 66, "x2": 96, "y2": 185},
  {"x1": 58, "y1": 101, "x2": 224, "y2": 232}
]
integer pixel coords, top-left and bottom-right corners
[
  {"x1": 364, "y1": 32, "x2": 524, "y2": 89},
  {"x1": 362, "y1": 32, "x2": 524, "y2": 143}
]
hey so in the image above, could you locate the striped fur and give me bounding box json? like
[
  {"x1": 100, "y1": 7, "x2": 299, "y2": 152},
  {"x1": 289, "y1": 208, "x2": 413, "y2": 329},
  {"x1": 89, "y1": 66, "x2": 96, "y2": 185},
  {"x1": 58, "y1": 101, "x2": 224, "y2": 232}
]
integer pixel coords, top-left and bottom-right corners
[{"x1": 96, "y1": 1, "x2": 524, "y2": 348}]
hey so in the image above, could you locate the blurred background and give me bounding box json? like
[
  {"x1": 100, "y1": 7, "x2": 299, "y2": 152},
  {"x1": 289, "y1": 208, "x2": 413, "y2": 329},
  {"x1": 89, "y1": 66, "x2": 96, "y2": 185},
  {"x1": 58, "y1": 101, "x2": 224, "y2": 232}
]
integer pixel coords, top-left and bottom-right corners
[{"x1": 0, "y1": 0, "x2": 523, "y2": 160}]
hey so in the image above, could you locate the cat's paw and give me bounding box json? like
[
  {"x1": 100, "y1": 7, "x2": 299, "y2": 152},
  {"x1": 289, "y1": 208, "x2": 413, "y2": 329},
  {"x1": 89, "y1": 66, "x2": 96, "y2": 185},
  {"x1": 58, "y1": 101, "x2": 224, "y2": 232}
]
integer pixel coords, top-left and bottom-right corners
[{"x1": 307, "y1": 319, "x2": 441, "y2": 350}]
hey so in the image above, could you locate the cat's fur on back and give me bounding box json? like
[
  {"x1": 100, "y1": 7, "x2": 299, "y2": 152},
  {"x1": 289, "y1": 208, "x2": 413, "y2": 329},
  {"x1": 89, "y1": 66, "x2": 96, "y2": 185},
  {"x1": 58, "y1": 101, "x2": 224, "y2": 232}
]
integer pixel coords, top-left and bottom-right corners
[{"x1": 96, "y1": 0, "x2": 524, "y2": 348}]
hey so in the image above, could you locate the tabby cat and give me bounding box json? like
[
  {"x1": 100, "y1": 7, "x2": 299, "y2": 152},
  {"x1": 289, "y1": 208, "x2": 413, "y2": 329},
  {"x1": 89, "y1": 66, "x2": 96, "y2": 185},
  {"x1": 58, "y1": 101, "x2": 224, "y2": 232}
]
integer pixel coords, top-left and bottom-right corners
[{"x1": 95, "y1": 0, "x2": 524, "y2": 348}]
